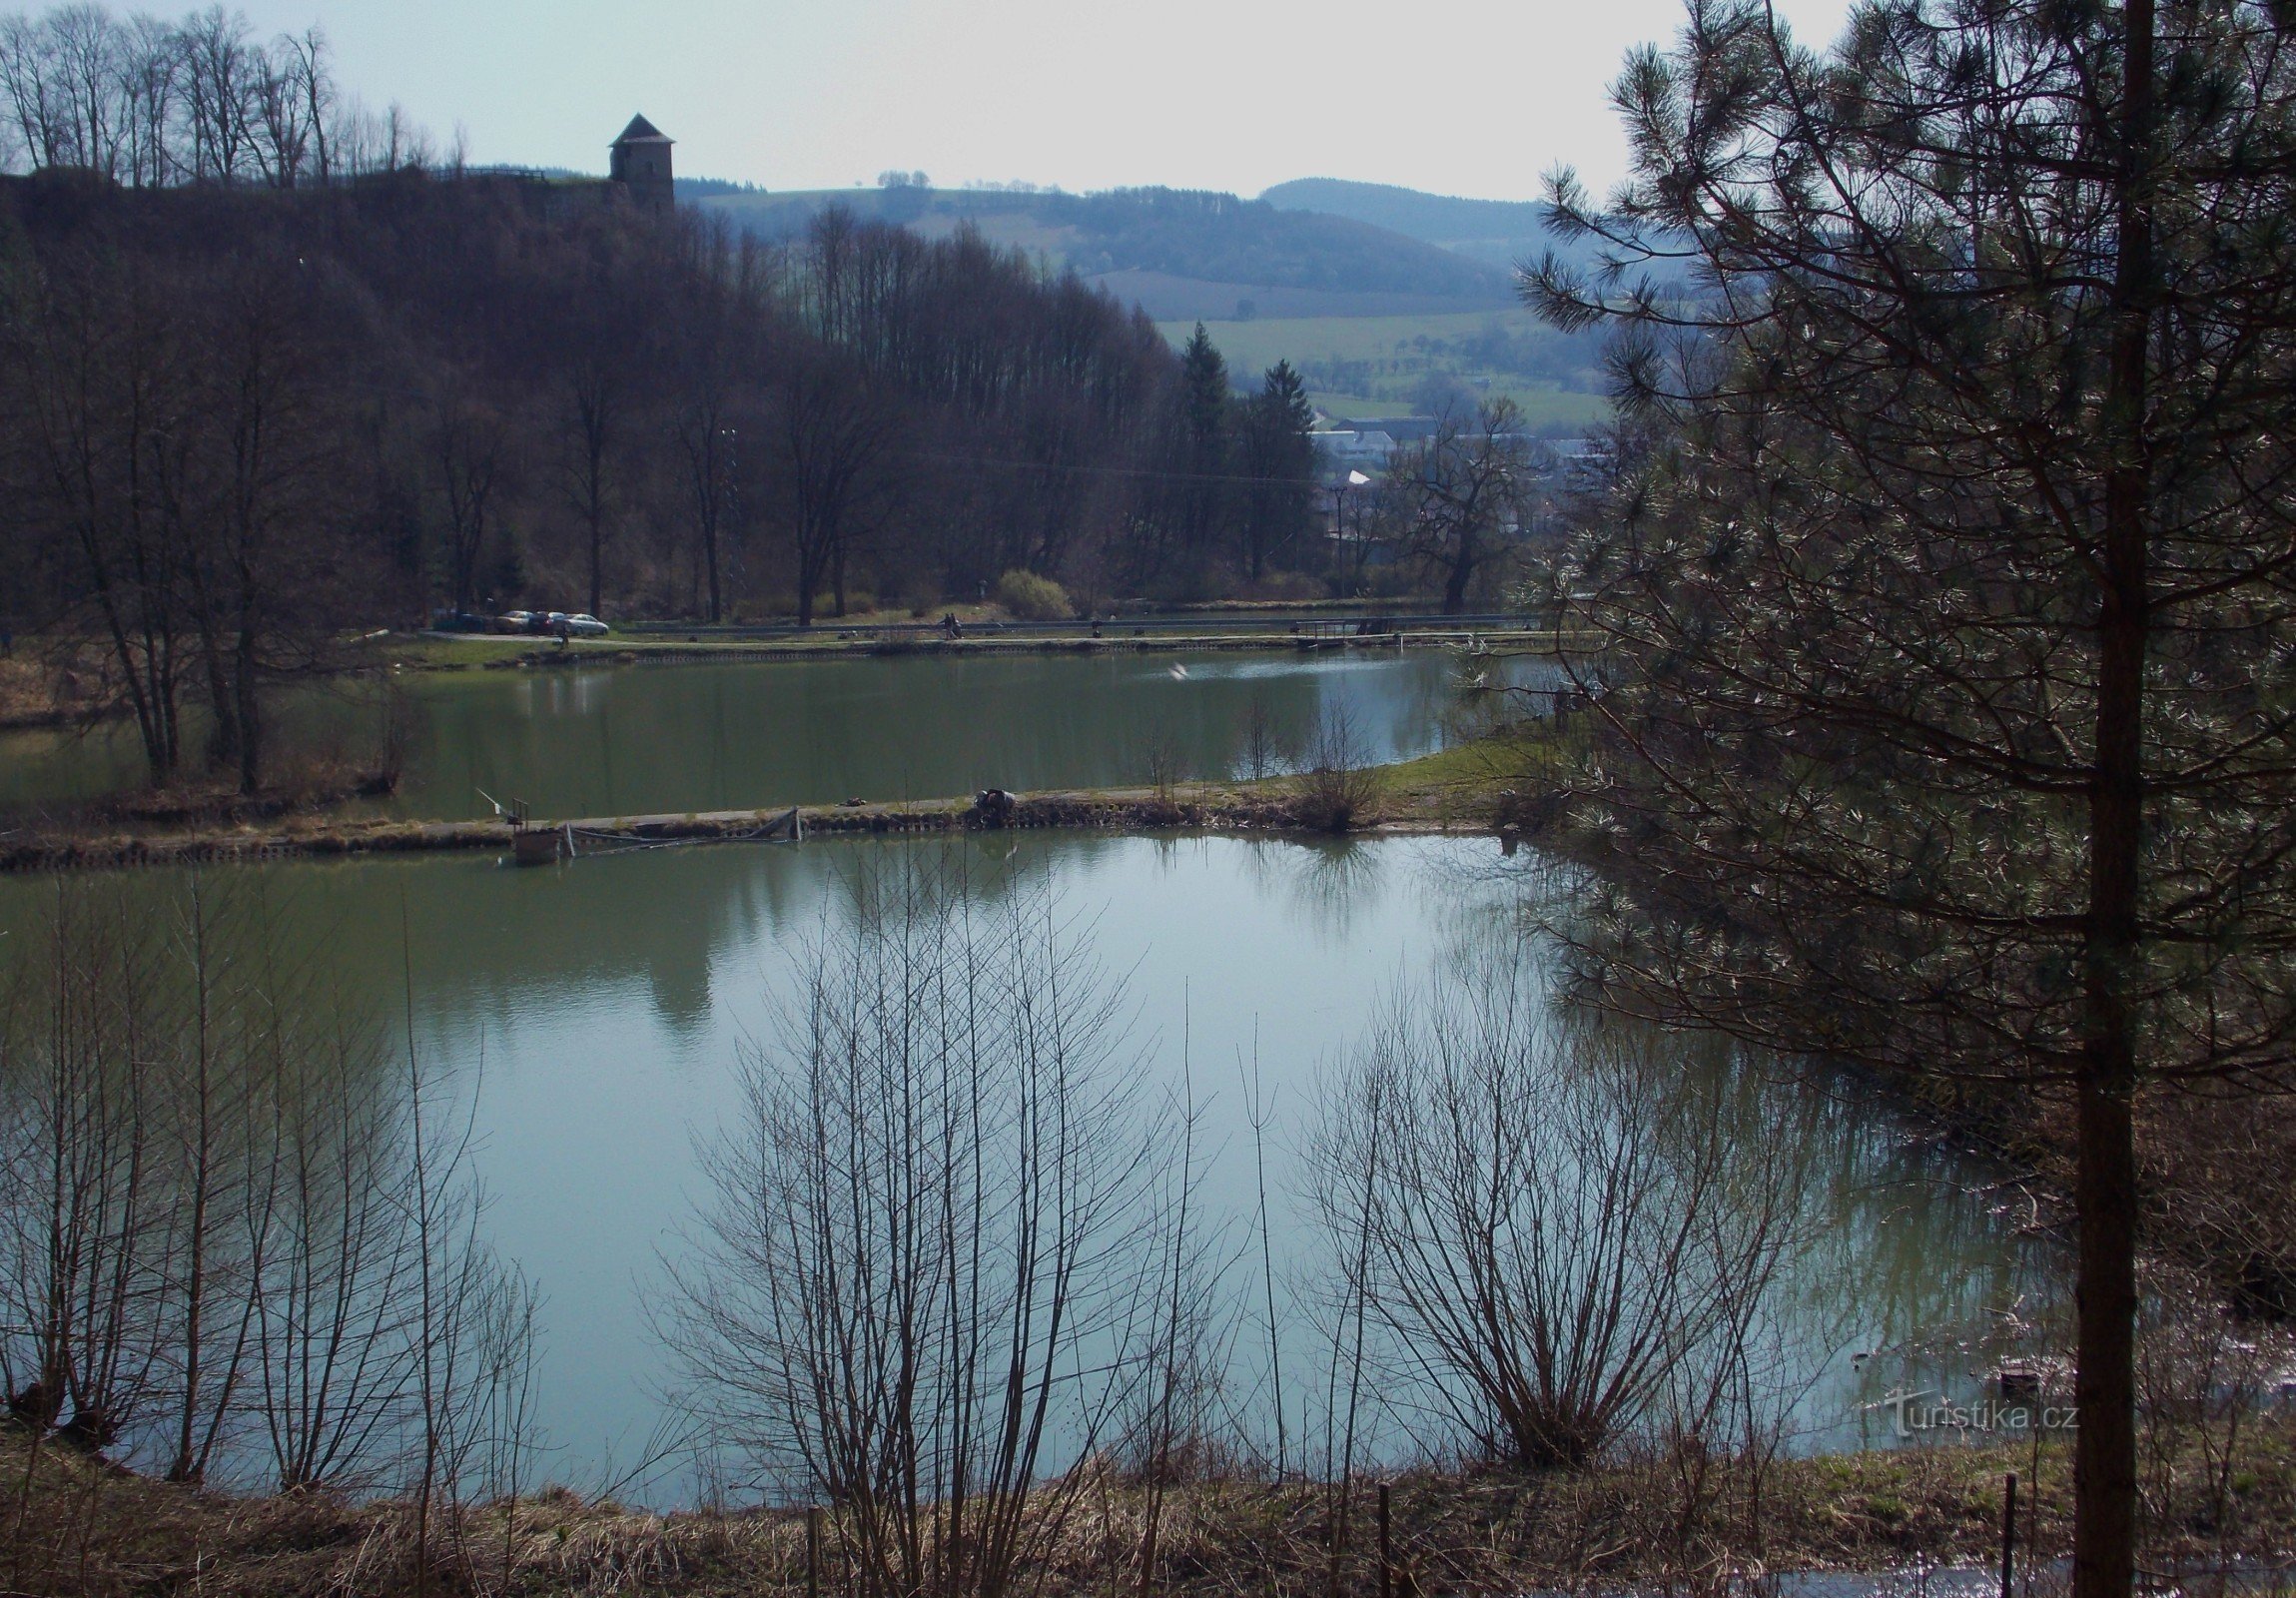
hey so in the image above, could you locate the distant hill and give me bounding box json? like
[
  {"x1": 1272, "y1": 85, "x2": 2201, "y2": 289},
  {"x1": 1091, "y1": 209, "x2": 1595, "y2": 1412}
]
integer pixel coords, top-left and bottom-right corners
[
  {"x1": 687, "y1": 183, "x2": 1517, "y2": 319},
  {"x1": 680, "y1": 175, "x2": 1608, "y2": 427},
  {"x1": 1257, "y1": 178, "x2": 1579, "y2": 274}
]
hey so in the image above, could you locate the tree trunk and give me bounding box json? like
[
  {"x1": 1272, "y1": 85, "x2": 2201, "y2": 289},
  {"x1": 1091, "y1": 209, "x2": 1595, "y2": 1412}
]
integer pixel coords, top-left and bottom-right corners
[
  {"x1": 586, "y1": 497, "x2": 602, "y2": 618},
  {"x1": 233, "y1": 555, "x2": 263, "y2": 794},
  {"x1": 2074, "y1": 6, "x2": 2153, "y2": 1594},
  {"x1": 703, "y1": 515, "x2": 721, "y2": 624},
  {"x1": 234, "y1": 622, "x2": 262, "y2": 794},
  {"x1": 2073, "y1": 1059, "x2": 2139, "y2": 1598},
  {"x1": 169, "y1": 909, "x2": 215, "y2": 1484},
  {"x1": 1442, "y1": 527, "x2": 1476, "y2": 615}
]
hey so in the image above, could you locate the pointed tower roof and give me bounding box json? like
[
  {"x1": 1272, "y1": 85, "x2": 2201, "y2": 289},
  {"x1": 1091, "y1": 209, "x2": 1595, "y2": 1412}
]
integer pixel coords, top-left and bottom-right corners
[{"x1": 613, "y1": 114, "x2": 672, "y2": 147}]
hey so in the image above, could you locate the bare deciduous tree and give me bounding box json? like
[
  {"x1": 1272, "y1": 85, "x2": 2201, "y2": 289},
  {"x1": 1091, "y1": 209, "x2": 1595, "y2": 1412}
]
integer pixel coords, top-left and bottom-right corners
[
  {"x1": 1380, "y1": 398, "x2": 1529, "y2": 615},
  {"x1": 432, "y1": 383, "x2": 505, "y2": 620},
  {"x1": 1296, "y1": 704, "x2": 1380, "y2": 833},
  {"x1": 765, "y1": 346, "x2": 902, "y2": 627},
  {"x1": 669, "y1": 852, "x2": 1167, "y2": 1598},
  {"x1": 0, "y1": 876, "x2": 539, "y2": 1535},
  {"x1": 1307, "y1": 943, "x2": 1809, "y2": 1471}
]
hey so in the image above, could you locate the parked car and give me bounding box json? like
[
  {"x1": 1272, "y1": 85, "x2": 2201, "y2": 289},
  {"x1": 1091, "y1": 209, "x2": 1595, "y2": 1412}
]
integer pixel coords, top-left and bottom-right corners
[
  {"x1": 428, "y1": 607, "x2": 489, "y2": 633},
  {"x1": 493, "y1": 609, "x2": 538, "y2": 634},
  {"x1": 558, "y1": 612, "x2": 611, "y2": 637}
]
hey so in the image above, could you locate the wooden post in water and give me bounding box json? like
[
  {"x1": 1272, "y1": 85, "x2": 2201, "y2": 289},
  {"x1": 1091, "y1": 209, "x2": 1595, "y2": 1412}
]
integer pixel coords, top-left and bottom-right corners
[{"x1": 2000, "y1": 1472, "x2": 2018, "y2": 1598}]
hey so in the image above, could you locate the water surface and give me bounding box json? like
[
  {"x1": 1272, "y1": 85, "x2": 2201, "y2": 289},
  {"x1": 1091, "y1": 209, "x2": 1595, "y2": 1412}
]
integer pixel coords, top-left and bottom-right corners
[
  {"x1": 0, "y1": 833, "x2": 2056, "y2": 1499},
  {"x1": 0, "y1": 649, "x2": 1526, "y2": 820}
]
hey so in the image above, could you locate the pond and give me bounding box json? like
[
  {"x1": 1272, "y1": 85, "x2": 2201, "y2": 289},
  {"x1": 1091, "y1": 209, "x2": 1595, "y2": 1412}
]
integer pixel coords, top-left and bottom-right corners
[
  {"x1": 0, "y1": 648, "x2": 1529, "y2": 820},
  {"x1": 0, "y1": 831, "x2": 2057, "y2": 1502}
]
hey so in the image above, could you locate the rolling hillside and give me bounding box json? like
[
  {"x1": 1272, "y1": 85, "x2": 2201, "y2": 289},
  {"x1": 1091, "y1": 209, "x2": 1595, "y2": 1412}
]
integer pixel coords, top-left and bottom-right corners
[
  {"x1": 1257, "y1": 177, "x2": 1583, "y2": 273},
  {"x1": 680, "y1": 176, "x2": 1608, "y2": 429},
  {"x1": 687, "y1": 183, "x2": 1517, "y2": 318},
  {"x1": 1160, "y1": 309, "x2": 1608, "y2": 430}
]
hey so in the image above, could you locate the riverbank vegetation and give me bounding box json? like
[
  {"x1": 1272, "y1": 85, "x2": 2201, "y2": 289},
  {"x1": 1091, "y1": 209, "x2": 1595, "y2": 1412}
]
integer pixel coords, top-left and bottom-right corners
[{"x1": 6, "y1": 1418, "x2": 2294, "y2": 1598}]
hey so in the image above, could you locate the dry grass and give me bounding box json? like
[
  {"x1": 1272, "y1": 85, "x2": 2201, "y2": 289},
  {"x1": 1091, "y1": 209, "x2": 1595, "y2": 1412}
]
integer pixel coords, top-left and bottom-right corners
[{"x1": 6, "y1": 1418, "x2": 2291, "y2": 1598}]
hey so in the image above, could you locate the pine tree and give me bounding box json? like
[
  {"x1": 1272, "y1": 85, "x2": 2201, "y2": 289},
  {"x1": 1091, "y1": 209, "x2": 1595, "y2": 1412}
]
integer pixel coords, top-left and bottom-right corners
[
  {"x1": 1239, "y1": 360, "x2": 1317, "y2": 581},
  {"x1": 1528, "y1": 4, "x2": 2296, "y2": 1593},
  {"x1": 1174, "y1": 323, "x2": 1232, "y2": 565}
]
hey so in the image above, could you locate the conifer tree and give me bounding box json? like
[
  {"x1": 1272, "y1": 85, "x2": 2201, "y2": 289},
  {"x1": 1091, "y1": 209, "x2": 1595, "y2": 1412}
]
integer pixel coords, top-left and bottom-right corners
[{"x1": 1528, "y1": 4, "x2": 2296, "y2": 1593}]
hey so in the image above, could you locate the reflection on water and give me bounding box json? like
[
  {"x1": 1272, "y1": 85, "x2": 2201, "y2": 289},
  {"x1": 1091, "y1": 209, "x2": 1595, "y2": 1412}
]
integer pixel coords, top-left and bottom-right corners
[
  {"x1": 0, "y1": 834, "x2": 2056, "y2": 1500},
  {"x1": 0, "y1": 650, "x2": 1539, "y2": 820}
]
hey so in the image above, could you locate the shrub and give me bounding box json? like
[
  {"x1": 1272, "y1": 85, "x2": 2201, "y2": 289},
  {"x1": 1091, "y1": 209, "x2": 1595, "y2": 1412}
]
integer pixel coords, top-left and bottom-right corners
[
  {"x1": 1296, "y1": 705, "x2": 1382, "y2": 832},
  {"x1": 995, "y1": 569, "x2": 1071, "y2": 620}
]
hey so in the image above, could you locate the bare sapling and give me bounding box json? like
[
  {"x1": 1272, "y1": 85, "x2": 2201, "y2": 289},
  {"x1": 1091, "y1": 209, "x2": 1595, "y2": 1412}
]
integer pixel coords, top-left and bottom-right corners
[
  {"x1": 668, "y1": 849, "x2": 1173, "y2": 1598},
  {"x1": 1241, "y1": 1032, "x2": 1287, "y2": 1480},
  {"x1": 1144, "y1": 727, "x2": 1183, "y2": 799},
  {"x1": 244, "y1": 996, "x2": 422, "y2": 1494},
  {"x1": 1306, "y1": 939, "x2": 1810, "y2": 1475},
  {"x1": 1128, "y1": 1000, "x2": 1240, "y2": 1593},
  {"x1": 0, "y1": 886, "x2": 176, "y2": 1469},
  {"x1": 2133, "y1": 1255, "x2": 2294, "y2": 1576},
  {"x1": 1239, "y1": 697, "x2": 1287, "y2": 783}
]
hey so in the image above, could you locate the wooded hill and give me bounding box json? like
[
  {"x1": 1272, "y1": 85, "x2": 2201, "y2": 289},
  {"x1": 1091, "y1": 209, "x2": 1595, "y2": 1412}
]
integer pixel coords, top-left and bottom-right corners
[
  {"x1": 1258, "y1": 177, "x2": 1580, "y2": 274},
  {"x1": 691, "y1": 183, "x2": 1519, "y2": 320}
]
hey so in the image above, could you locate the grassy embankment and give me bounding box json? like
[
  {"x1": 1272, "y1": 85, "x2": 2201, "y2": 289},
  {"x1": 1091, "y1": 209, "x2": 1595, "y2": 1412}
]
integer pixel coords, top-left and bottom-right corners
[
  {"x1": 6, "y1": 1418, "x2": 2291, "y2": 1598},
  {"x1": 0, "y1": 722, "x2": 1555, "y2": 872},
  {"x1": 0, "y1": 633, "x2": 1575, "y2": 870}
]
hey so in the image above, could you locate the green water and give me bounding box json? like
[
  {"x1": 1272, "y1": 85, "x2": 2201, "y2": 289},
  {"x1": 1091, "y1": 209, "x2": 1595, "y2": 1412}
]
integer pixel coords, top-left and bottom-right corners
[
  {"x1": 0, "y1": 834, "x2": 2054, "y2": 1499},
  {"x1": 0, "y1": 650, "x2": 1525, "y2": 820},
  {"x1": 0, "y1": 654, "x2": 2057, "y2": 1499}
]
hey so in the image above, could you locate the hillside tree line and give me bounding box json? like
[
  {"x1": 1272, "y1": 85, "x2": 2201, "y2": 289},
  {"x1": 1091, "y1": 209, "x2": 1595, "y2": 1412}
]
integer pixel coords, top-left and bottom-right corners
[{"x1": 0, "y1": 4, "x2": 1328, "y2": 794}]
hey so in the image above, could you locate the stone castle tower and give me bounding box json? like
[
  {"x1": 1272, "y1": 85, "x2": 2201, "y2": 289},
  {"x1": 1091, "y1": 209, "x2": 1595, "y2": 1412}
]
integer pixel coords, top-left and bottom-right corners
[{"x1": 609, "y1": 115, "x2": 674, "y2": 215}]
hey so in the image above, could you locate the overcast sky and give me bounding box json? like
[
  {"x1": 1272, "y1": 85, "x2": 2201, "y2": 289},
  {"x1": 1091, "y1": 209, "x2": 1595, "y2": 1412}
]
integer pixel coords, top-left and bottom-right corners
[{"x1": 226, "y1": 0, "x2": 1857, "y2": 201}]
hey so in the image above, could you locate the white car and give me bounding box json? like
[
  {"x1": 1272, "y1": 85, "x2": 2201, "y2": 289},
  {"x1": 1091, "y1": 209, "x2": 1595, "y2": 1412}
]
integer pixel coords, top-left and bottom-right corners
[{"x1": 556, "y1": 612, "x2": 611, "y2": 637}]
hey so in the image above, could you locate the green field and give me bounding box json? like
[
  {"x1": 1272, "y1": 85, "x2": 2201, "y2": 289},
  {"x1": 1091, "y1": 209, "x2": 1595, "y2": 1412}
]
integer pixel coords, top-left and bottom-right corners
[
  {"x1": 1155, "y1": 309, "x2": 1541, "y2": 369},
  {"x1": 1160, "y1": 311, "x2": 1610, "y2": 430}
]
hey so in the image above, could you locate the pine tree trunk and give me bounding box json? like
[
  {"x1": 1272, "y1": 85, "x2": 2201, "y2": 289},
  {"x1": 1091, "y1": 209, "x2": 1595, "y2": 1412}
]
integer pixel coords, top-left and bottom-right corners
[
  {"x1": 2073, "y1": 1058, "x2": 2139, "y2": 1598},
  {"x1": 2075, "y1": 7, "x2": 2154, "y2": 1592}
]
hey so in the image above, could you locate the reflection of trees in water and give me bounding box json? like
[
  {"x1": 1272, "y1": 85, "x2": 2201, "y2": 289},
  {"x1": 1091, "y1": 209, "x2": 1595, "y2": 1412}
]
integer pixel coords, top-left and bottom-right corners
[
  {"x1": 1301, "y1": 950, "x2": 1841, "y2": 1471},
  {"x1": 13, "y1": 653, "x2": 1526, "y2": 823},
  {"x1": 1277, "y1": 912, "x2": 2063, "y2": 1470},
  {"x1": 0, "y1": 837, "x2": 2072, "y2": 1487},
  {"x1": 1279, "y1": 838, "x2": 1387, "y2": 945},
  {"x1": 0, "y1": 874, "x2": 536, "y2": 1498},
  {"x1": 1160, "y1": 834, "x2": 1393, "y2": 950}
]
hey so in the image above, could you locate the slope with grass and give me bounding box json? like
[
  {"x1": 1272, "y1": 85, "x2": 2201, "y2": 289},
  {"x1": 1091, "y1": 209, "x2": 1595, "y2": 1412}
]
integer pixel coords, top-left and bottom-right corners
[
  {"x1": 691, "y1": 184, "x2": 1516, "y2": 317},
  {"x1": 1157, "y1": 310, "x2": 1608, "y2": 430},
  {"x1": 1257, "y1": 176, "x2": 1586, "y2": 274}
]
